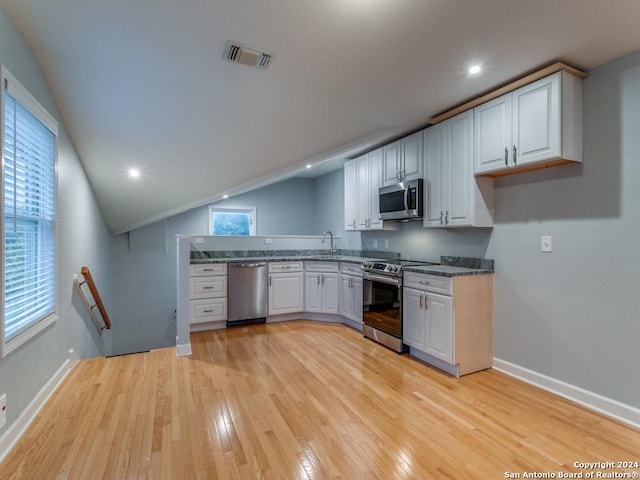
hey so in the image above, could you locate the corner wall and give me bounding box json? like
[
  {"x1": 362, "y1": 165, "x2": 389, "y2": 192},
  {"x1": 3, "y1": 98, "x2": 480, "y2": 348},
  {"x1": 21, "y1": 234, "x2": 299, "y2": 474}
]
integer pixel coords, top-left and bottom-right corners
[{"x1": 0, "y1": 6, "x2": 113, "y2": 442}]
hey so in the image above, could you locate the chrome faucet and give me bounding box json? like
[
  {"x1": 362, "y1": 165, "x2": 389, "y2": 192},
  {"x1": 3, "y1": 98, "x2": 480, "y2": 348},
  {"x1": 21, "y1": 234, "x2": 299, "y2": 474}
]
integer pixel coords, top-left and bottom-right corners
[{"x1": 321, "y1": 230, "x2": 337, "y2": 255}]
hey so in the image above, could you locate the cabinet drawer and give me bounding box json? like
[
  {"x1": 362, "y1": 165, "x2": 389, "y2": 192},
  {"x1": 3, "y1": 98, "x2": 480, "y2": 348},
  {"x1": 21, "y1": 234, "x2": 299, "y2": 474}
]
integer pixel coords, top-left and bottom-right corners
[
  {"x1": 190, "y1": 263, "x2": 227, "y2": 277},
  {"x1": 403, "y1": 272, "x2": 452, "y2": 295},
  {"x1": 306, "y1": 261, "x2": 339, "y2": 272},
  {"x1": 190, "y1": 298, "x2": 227, "y2": 324},
  {"x1": 340, "y1": 262, "x2": 363, "y2": 276},
  {"x1": 189, "y1": 276, "x2": 227, "y2": 299},
  {"x1": 269, "y1": 261, "x2": 303, "y2": 273}
]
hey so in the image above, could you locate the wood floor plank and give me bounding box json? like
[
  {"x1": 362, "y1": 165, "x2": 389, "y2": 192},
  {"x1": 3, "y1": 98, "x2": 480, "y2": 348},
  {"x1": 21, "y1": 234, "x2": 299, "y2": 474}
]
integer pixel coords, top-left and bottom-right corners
[{"x1": 1, "y1": 320, "x2": 639, "y2": 479}]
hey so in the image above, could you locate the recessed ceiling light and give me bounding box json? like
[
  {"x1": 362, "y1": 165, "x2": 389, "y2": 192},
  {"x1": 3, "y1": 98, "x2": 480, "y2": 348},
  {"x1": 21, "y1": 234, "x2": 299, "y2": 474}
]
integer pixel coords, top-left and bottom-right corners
[
  {"x1": 306, "y1": 164, "x2": 312, "y2": 169},
  {"x1": 128, "y1": 168, "x2": 140, "y2": 178},
  {"x1": 222, "y1": 194, "x2": 229, "y2": 199},
  {"x1": 469, "y1": 65, "x2": 482, "y2": 75}
]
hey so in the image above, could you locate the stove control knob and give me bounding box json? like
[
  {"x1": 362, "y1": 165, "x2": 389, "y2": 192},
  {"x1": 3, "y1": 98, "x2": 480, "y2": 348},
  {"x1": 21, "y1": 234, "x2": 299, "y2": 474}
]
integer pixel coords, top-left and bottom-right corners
[{"x1": 392, "y1": 265, "x2": 399, "y2": 273}]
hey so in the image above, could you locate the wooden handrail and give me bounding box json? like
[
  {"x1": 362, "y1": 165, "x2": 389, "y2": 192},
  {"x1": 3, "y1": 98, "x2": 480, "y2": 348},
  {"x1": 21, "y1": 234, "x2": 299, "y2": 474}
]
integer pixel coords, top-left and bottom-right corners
[{"x1": 80, "y1": 266, "x2": 112, "y2": 329}]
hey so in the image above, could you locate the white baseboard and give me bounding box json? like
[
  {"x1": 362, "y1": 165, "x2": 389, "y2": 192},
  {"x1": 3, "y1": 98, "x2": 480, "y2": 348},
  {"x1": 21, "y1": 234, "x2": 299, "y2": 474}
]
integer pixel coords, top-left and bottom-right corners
[
  {"x1": 176, "y1": 343, "x2": 192, "y2": 356},
  {"x1": 0, "y1": 349, "x2": 80, "y2": 462},
  {"x1": 493, "y1": 357, "x2": 640, "y2": 429}
]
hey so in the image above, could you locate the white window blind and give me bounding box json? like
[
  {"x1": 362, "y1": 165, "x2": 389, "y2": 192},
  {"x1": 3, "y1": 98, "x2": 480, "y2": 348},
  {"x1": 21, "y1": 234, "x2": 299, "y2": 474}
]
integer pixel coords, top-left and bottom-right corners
[{"x1": 2, "y1": 66, "x2": 58, "y2": 355}]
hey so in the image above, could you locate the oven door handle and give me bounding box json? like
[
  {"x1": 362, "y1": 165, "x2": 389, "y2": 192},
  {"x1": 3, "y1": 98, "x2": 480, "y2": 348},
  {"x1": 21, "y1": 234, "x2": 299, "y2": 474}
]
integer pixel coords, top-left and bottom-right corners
[{"x1": 362, "y1": 272, "x2": 401, "y2": 286}]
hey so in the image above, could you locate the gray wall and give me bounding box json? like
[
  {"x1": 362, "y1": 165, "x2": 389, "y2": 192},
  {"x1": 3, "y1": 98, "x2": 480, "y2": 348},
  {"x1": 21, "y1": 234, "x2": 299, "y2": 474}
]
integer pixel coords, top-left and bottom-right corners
[
  {"x1": 213, "y1": 177, "x2": 318, "y2": 235},
  {"x1": 0, "y1": 7, "x2": 113, "y2": 433},
  {"x1": 109, "y1": 177, "x2": 321, "y2": 355},
  {"x1": 486, "y1": 52, "x2": 640, "y2": 408}
]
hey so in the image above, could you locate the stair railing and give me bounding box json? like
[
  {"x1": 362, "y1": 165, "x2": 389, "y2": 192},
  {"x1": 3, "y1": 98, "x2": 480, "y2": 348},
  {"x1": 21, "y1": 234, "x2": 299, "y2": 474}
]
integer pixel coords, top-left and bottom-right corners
[{"x1": 74, "y1": 266, "x2": 112, "y2": 334}]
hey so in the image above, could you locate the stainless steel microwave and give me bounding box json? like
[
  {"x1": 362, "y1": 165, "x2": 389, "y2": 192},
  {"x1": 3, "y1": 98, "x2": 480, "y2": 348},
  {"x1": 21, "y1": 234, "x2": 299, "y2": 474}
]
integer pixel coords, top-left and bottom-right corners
[{"x1": 379, "y1": 179, "x2": 423, "y2": 221}]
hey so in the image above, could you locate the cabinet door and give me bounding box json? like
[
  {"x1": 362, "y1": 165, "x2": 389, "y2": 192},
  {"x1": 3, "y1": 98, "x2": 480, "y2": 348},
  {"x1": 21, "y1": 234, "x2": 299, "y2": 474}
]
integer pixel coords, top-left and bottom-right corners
[
  {"x1": 401, "y1": 131, "x2": 423, "y2": 181},
  {"x1": 474, "y1": 94, "x2": 512, "y2": 174},
  {"x1": 305, "y1": 273, "x2": 322, "y2": 313},
  {"x1": 512, "y1": 73, "x2": 560, "y2": 167},
  {"x1": 447, "y1": 110, "x2": 474, "y2": 227},
  {"x1": 356, "y1": 154, "x2": 370, "y2": 230},
  {"x1": 382, "y1": 141, "x2": 401, "y2": 186},
  {"x1": 339, "y1": 274, "x2": 353, "y2": 319},
  {"x1": 351, "y1": 277, "x2": 363, "y2": 323},
  {"x1": 344, "y1": 159, "x2": 357, "y2": 230},
  {"x1": 425, "y1": 293, "x2": 453, "y2": 364},
  {"x1": 368, "y1": 149, "x2": 384, "y2": 230},
  {"x1": 321, "y1": 273, "x2": 339, "y2": 314},
  {"x1": 402, "y1": 288, "x2": 426, "y2": 351},
  {"x1": 269, "y1": 273, "x2": 303, "y2": 315},
  {"x1": 423, "y1": 123, "x2": 446, "y2": 228}
]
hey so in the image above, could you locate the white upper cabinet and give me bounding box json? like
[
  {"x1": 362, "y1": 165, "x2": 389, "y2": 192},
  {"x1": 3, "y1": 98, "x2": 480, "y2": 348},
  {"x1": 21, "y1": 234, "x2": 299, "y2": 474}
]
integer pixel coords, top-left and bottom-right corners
[
  {"x1": 401, "y1": 131, "x2": 423, "y2": 181},
  {"x1": 424, "y1": 111, "x2": 493, "y2": 228},
  {"x1": 382, "y1": 131, "x2": 423, "y2": 186},
  {"x1": 344, "y1": 149, "x2": 384, "y2": 231},
  {"x1": 344, "y1": 159, "x2": 357, "y2": 231},
  {"x1": 382, "y1": 141, "x2": 401, "y2": 185},
  {"x1": 474, "y1": 71, "x2": 582, "y2": 176}
]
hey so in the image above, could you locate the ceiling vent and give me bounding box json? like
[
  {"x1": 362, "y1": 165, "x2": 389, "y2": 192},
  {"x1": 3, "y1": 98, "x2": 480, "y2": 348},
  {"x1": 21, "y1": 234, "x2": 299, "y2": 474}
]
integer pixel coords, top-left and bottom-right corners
[{"x1": 223, "y1": 41, "x2": 273, "y2": 69}]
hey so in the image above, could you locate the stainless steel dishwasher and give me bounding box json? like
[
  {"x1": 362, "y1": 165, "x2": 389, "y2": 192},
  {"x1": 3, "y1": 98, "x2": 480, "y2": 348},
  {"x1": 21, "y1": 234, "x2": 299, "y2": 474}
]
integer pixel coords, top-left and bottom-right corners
[{"x1": 227, "y1": 262, "x2": 268, "y2": 326}]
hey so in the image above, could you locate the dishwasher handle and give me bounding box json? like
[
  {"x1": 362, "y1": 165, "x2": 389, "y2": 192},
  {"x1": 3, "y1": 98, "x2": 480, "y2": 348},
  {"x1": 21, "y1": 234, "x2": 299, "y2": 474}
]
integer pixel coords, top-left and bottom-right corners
[{"x1": 229, "y1": 262, "x2": 267, "y2": 268}]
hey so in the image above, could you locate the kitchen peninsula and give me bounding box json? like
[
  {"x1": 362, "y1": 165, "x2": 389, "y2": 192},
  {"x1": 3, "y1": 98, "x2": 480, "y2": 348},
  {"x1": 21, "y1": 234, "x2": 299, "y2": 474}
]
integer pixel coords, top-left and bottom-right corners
[{"x1": 176, "y1": 235, "x2": 494, "y2": 376}]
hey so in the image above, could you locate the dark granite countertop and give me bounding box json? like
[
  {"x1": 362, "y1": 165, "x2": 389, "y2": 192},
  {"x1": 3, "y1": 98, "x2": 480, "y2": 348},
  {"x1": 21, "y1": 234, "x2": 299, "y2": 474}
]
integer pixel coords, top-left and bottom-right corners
[
  {"x1": 190, "y1": 251, "x2": 493, "y2": 277},
  {"x1": 403, "y1": 256, "x2": 494, "y2": 277}
]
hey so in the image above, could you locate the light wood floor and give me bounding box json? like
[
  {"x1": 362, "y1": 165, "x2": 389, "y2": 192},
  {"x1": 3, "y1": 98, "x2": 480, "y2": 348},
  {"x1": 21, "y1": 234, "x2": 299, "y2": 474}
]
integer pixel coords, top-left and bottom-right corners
[{"x1": 1, "y1": 321, "x2": 638, "y2": 479}]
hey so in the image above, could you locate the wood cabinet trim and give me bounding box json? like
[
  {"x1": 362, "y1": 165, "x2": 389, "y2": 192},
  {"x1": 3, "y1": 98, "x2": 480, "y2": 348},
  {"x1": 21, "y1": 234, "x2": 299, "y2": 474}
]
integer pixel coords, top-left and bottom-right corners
[{"x1": 428, "y1": 62, "x2": 586, "y2": 125}]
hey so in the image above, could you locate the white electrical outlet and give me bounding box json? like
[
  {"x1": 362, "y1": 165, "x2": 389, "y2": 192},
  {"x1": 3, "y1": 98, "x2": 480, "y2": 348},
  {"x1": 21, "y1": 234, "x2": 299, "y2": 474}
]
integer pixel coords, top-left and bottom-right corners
[
  {"x1": 0, "y1": 393, "x2": 6, "y2": 429},
  {"x1": 541, "y1": 235, "x2": 552, "y2": 253},
  {"x1": 194, "y1": 237, "x2": 204, "y2": 245},
  {"x1": 264, "y1": 238, "x2": 272, "y2": 245}
]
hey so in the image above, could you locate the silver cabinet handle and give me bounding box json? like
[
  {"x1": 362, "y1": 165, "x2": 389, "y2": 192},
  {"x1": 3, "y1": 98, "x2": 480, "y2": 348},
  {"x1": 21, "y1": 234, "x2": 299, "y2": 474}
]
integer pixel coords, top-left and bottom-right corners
[
  {"x1": 321, "y1": 274, "x2": 325, "y2": 285},
  {"x1": 281, "y1": 265, "x2": 291, "y2": 269},
  {"x1": 504, "y1": 147, "x2": 508, "y2": 166},
  {"x1": 317, "y1": 275, "x2": 320, "y2": 286},
  {"x1": 203, "y1": 286, "x2": 214, "y2": 290},
  {"x1": 513, "y1": 145, "x2": 517, "y2": 165},
  {"x1": 269, "y1": 276, "x2": 272, "y2": 287},
  {"x1": 440, "y1": 211, "x2": 444, "y2": 225},
  {"x1": 202, "y1": 268, "x2": 214, "y2": 272},
  {"x1": 445, "y1": 210, "x2": 449, "y2": 225},
  {"x1": 419, "y1": 294, "x2": 424, "y2": 309},
  {"x1": 203, "y1": 309, "x2": 214, "y2": 314},
  {"x1": 419, "y1": 280, "x2": 430, "y2": 285}
]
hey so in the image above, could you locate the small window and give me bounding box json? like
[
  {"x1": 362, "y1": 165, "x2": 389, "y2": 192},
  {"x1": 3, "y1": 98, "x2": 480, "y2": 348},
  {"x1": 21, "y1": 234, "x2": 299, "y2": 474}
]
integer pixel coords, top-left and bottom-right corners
[
  {"x1": 208, "y1": 206, "x2": 256, "y2": 236},
  {"x1": 1, "y1": 66, "x2": 58, "y2": 357}
]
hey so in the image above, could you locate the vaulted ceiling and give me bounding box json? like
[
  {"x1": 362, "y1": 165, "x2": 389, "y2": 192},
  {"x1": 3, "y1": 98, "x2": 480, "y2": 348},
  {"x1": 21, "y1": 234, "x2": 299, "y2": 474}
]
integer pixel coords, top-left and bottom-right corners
[{"x1": 1, "y1": 0, "x2": 640, "y2": 233}]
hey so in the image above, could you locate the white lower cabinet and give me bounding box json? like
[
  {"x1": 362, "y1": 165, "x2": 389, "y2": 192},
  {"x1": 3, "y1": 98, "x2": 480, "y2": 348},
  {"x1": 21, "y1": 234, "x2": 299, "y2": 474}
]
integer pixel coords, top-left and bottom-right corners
[
  {"x1": 268, "y1": 262, "x2": 304, "y2": 315},
  {"x1": 402, "y1": 271, "x2": 493, "y2": 376},
  {"x1": 339, "y1": 263, "x2": 363, "y2": 324},
  {"x1": 305, "y1": 262, "x2": 339, "y2": 314},
  {"x1": 403, "y1": 288, "x2": 453, "y2": 363},
  {"x1": 189, "y1": 263, "x2": 227, "y2": 325}
]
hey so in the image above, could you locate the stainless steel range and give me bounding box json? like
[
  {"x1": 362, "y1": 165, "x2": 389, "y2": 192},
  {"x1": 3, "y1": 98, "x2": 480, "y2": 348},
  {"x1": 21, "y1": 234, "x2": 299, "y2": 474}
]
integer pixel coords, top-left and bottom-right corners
[{"x1": 360, "y1": 259, "x2": 430, "y2": 353}]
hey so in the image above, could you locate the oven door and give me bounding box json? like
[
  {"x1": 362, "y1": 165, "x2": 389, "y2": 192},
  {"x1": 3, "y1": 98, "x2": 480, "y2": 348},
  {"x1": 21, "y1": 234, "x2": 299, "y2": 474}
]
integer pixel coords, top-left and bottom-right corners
[{"x1": 362, "y1": 273, "x2": 401, "y2": 338}]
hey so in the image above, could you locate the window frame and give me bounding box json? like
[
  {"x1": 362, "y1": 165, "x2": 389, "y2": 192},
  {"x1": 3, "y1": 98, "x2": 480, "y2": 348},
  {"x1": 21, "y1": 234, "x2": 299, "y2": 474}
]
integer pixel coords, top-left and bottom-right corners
[
  {"x1": 1, "y1": 65, "x2": 59, "y2": 357},
  {"x1": 208, "y1": 205, "x2": 256, "y2": 236}
]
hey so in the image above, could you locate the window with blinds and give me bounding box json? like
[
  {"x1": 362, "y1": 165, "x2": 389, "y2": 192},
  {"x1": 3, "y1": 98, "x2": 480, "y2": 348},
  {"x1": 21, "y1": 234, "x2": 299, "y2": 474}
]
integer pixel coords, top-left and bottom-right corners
[{"x1": 1, "y1": 66, "x2": 58, "y2": 356}]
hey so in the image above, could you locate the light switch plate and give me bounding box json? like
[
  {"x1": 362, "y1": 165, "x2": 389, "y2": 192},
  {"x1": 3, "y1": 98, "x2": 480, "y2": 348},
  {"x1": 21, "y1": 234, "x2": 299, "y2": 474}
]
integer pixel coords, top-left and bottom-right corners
[
  {"x1": 541, "y1": 235, "x2": 552, "y2": 253},
  {"x1": 264, "y1": 238, "x2": 272, "y2": 245}
]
